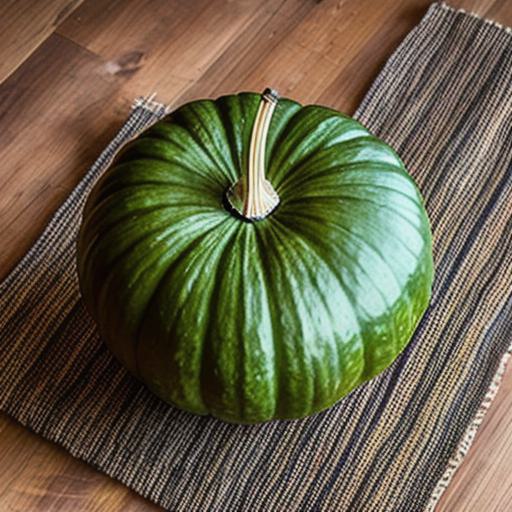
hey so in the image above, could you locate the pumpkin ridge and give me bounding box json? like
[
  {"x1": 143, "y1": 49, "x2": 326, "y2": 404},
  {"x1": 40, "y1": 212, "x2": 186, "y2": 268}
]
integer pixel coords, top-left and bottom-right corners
[
  {"x1": 80, "y1": 209, "x2": 178, "y2": 285},
  {"x1": 94, "y1": 215, "x2": 229, "y2": 372},
  {"x1": 273, "y1": 214, "x2": 397, "y2": 383},
  {"x1": 238, "y1": 229, "x2": 251, "y2": 420},
  {"x1": 211, "y1": 98, "x2": 246, "y2": 183},
  {"x1": 314, "y1": 202, "x2": 426, "y2": 350},
  {"x1": 270, "y1": 222, "x2": 344, "y2": 410},
  {"x1": 137, "y1": 124, "x2": 232, "y2": 184},
  {"x1": 299, "y1": 213, "x2": 427, "y2": 372},
  {"x1": 265, "y1": 98, "x2": 301, "y2": 155},
  {"x1": 199, "y1": 226, "x2": 242, "y2": 412},
  {"x1": 116, "y1": 142, "x2": 227, "y2": 189},
  {"x1": 120, "y1": 147, "x2": 226, "y2": 183},
  {"x1": 80, "y1": 204, "x2": 191, "y2": 256},
  {"x1": 131, "y1": 217, "x2": 235, "y2": 380},
  {"x1": 285, "y1": 179, "x2": 421, "y2": 207},
  {"x1": 173, "y1": 101, "x2": 238, "y2": 183},
  {"x1": 94, "y1": 182, "x2": 212, "y2": 204},
  {"x1": 80, "y1": 209, "x2": 174, "y2": 276},
  {"x1": 262, "y1": 223, "x2": 319, "y2": 417},
  {"x1": 279, "y1": 162, "x2": 414, "y2": 196},
  {"x1": 214, "y1": 94, "x2": 251, "y2": 182},
  {"x1": 276, "y1": 136, "x2": 405, "y2": 192},
  {"x1": 270, "y1": 220, "x2": 367, "y2": 413},
  {"x1": 253, "y1": 226, "x2": 281, "y2": 420},
  {"x1": 280, "y1": 208, "x2": 416, "y2": 289},
  {"x1": 81, "y1": 206, "x2": 218, "y2": 267},
  {"x1": 348, "y1": 193, "x2": 422, "y2": 231},
  {"x1": 270, "y1": 115, "x2": 352, "y2": 187},
  {"x1": 268, "y1": 109, "x2": 366, "y2": 172},
  {"x1": 87, "y1": 211, "x2": 225, "y2": 296},
  {"x1": 82, "y1": 186, "x2": 182, "y2": 230},
  {"x1": 287, "y1": 194, "x2": 423, "y2": 233},
  {"x1": 287, "y1": 195, "x2": 422, "y2": 254},
  {"x1": 143, "y1": 118, "x2": 228, "y2": 185},
  {"x1": 133, "y1": 156, "x2": 218, "y2": 180},
  {"x1": 99, "y1": 158, "x2": 204, "y2": 185},
  {"x1": 338, "y1": 181, "x2": 421, "y2": 202},
  {"x1": 94, "y1": 180, "x2": 213, "y2": 205},
  {"x1": 339, "y1": 165, "x2": 421, "y2": 189},
  {"x1": 198, "y1": 225, "x2": 245, "y2": 419},
  {"x1": 137, "y1": 219, "x2": 239, "y2": 412}
]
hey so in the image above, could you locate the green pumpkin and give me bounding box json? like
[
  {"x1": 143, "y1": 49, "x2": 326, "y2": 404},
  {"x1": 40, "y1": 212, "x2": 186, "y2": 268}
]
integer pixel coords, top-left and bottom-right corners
[{"x1": 77, "y1": 89, "x2": 433, "y2": 424}]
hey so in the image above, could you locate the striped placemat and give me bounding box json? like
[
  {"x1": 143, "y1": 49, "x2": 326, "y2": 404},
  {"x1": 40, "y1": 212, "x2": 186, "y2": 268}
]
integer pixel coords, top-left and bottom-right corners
[{"x1": 1, "y1": 3, "x2": 511, "y2": 510}]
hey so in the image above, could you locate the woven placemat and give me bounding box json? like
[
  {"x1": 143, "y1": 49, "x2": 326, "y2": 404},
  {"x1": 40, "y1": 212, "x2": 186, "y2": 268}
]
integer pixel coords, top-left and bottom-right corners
[{"x1": 1, "y1": 3, "x2": 511, "y2": 510}]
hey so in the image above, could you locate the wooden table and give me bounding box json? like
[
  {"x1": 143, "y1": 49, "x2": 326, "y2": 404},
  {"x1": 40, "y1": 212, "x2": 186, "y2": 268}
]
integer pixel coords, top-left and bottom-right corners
[{"x1": 1, "y1": 1, "x2": 511, "y2": 510}]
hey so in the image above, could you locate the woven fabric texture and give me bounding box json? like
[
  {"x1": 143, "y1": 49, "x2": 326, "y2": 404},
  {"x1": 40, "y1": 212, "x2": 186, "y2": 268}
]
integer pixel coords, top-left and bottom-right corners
[{"x1": 1, "y1": 3, "x2": 512, "y2": 511}]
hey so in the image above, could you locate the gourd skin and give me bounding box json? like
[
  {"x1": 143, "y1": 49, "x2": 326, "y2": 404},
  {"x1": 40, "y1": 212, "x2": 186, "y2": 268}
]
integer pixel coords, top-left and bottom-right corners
[{"x1": 77, "y1": 93, "x2": 433, "y2": 424}]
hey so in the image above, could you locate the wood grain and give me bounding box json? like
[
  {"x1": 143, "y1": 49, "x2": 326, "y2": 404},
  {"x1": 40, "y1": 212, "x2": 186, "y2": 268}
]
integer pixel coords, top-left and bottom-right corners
[
  {"x1": 437, "y1": 365, "x2": 512, "y2": 511},
  {"x1": 0, "y1": 0, "x2": 84, "y2": 83},
  {"x1": 1, "y1": 0, "x2": 512, "y2": 510},
  {"x1": 57, "y1": 0, "x2": 276, "y2": 101},
  {"x1": 0, "y1": 414, "x2": 161, "y2": 511},
  {"x1": 0, "y1": 33, "x2": 129, "y2": 274}
]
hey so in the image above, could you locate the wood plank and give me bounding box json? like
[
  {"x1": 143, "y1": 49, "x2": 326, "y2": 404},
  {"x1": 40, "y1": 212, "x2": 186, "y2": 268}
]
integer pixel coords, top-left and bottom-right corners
[
  {"x1": 0, "y1": 413, "x2": 161, "y2": 511},
  {"x1": 54, "y1": 0, "x2": 435, "y2": 112},
  {"x1": 173, "y1": 0, "x2": 433, "y2": 111},
  {"x1": 437, "y1": 365, "x2": 512, "y2": 511},
  {"x1": 218, "y1": 0, "x2": 433, "y2": 108},
  {"x1": 317, "y1": 0, "x2": 432, "y2": 112},
  {"x1": 0, "y1": 0, "x2": 84, "y2": 84},
  {"x1": 57, "y1": 0, "x2": 279, "y2": 102},
  {"x1": 171, "y1": 0, "x2": 321, "y2": 103},
  {"x1": 0, "y1": 33, "x2": 129, "y2": 277},
  {"x1": 485, "y1": 0, "x2": 512, "y2": 26}
]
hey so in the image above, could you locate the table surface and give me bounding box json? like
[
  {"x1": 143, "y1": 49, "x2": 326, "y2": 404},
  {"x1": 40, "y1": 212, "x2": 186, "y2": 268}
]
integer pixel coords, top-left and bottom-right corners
[{"x1": 1, "y1": 0, "x2": 511, "y2": 510}]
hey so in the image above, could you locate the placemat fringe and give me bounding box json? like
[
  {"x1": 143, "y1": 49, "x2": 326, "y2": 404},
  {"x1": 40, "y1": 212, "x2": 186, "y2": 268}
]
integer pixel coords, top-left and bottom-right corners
[
  {"x1": 439, "y1": 2, "x2": 512, "y2": 34},
  {"x1": 427, "y1": 343, "x2": 512, "y2": 510},
  {"x1": 132, "y1": 93, "x2": 171, "y2": 115}
]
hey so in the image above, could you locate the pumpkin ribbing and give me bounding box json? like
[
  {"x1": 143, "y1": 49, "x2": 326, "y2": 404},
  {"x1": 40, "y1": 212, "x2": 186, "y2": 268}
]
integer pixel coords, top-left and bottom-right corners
[{"x1": 77, "y1": 90, "x2": 434, "y2": 423}]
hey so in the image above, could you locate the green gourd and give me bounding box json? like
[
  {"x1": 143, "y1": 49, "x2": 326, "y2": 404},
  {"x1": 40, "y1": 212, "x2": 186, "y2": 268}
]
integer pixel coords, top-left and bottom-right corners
[{"x1": 77, "y1": 89, "x2": 433, "y2": 424}]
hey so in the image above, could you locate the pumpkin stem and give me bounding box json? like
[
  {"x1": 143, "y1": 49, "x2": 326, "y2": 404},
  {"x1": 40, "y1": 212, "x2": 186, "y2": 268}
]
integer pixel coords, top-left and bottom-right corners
[{"x1": 226, "y1": 88, "x2": 280, "y2": 221}]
